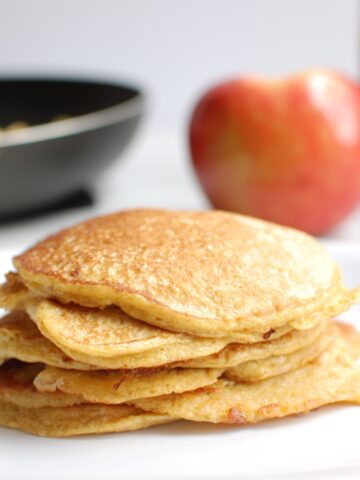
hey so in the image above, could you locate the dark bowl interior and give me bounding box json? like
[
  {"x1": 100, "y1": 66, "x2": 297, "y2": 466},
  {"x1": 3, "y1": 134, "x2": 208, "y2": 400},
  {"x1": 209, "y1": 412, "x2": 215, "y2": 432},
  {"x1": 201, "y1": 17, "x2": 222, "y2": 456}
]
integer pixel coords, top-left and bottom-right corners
[
  {"x1": 0, "y1": 79, "x2": 139, "y2": 126},
  {"x1": 0, "y1": 77, "x2": 144, "y2": 219}
]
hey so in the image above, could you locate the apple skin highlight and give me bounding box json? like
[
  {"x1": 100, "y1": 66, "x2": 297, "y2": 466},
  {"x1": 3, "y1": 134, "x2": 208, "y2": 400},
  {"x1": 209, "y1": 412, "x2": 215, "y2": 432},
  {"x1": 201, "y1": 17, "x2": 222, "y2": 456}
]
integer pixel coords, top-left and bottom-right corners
[{"x1": 189, "y1": 71, "x2": 360, "y2": 234}]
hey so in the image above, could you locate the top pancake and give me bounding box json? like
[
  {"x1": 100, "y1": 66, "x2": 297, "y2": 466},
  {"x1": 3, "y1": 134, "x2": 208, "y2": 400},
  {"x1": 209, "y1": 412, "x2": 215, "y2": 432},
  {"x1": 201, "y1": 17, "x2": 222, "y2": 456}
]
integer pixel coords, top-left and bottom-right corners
[{"x1": 13, "y1": 209, "x2": 357, "y2": 338}]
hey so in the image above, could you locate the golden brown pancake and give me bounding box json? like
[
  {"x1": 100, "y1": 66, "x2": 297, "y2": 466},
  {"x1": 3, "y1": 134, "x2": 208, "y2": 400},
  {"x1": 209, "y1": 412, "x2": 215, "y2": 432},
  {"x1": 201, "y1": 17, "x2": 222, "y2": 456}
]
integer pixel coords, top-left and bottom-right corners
[
  {"x1": 0, "y1": 310, "x2": 321, "y2": 373},
  {"x1": 0, "y1": 280, "x2": 231, "y2": 367},
  {"x1": 133, "y1": 322, "x2": 360, "y2": 423},
  {"x1": 0, "y1": 402, "x2": 175, "y2": 437},
  {"x1": 224, "y1": 323, "x2": 332, "y2": 383},
  {"x1": 12, "y1": 209, "x2": 356, "y2": 338},
  {"x1": 0, "y1": 274, "x2": 295, "y2": 346},
  {"x1": 177, "y1": 321, "x2": 326, "y2": 368},
  {"x1": 0, "y1": 311, "x2": 97, "y2": 370},
  {"x1": 0, "y1": 354, "x2": 221, "y2": 412},
  {"x1": 27, "y1": 299, "x2": 227, "y2": 361},
  {"x1": 0, "y1": 360, "x2": 84, "y2": 408},
  {"x1": 34, "y1": 366, "x2": 223, "y2": 405}
]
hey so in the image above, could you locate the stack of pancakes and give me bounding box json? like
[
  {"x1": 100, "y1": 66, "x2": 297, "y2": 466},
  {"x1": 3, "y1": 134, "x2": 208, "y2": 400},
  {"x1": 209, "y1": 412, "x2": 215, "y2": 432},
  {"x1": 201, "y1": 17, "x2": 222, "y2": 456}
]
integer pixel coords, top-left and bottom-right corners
[{"x1": 0, "y1": 209, "x2": 360, "y2": 437}]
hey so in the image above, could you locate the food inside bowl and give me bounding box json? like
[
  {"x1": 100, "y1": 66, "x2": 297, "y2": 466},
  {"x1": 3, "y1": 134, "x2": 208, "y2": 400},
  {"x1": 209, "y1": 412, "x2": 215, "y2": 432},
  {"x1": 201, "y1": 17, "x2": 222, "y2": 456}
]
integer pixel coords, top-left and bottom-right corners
[{"x1": 0, "y1": 115, "x2": 71, "y2": 132}]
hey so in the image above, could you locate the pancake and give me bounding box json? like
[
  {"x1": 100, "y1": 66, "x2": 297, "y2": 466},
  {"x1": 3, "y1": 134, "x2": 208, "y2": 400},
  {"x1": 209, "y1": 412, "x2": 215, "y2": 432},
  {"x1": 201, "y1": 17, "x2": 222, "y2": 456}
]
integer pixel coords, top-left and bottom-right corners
[
  {"x1": 0, "y1": 311, "x2": 310, "y2": 372},
  {"x1": 0, "y1": 311, "x2": 97, "y2": 370},
  {"x1": 0, "y1": 280, "x2": 230, "y2": 368},
  {"x1": 27, "y1": 300, "x2": 227, "y2": 360},
  {"x1": 177, "y1": 321, "x2": 326, "y2": 368},
  {"x1": 0, "y1": 275, "x2": 295, "y2": 346},
  {"x1": 224, "y1": 323, "x2": 332, "y2": 383},
  {"x1": 0, "y1": 310, "x2": 228, "y2": 370},
  {"x1": 0, "y1": 402, "x2": 175, "y2": 437},
  {"x1": 13, "y1": 209, "x2": 357, "y2": 338},
  {"x1": 0, "y1": 272, "x2": 32, "y2": 311},
  {"x1": 133, "y1": 322, "x2": 360, "y2": 423},
  {"x1": 34, "y1": 366, "x2": 223, "y2": 405},
  {"x1": 0, "y1": 360, "x2": 84, "y2": 408}
]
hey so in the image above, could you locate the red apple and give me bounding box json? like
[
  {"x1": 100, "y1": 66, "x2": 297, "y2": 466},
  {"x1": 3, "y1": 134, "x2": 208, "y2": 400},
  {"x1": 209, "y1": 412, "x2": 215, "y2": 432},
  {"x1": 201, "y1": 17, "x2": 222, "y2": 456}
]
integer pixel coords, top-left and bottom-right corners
[{"x1": 189, "y1": 70, "x2": 360, "y2": 234}]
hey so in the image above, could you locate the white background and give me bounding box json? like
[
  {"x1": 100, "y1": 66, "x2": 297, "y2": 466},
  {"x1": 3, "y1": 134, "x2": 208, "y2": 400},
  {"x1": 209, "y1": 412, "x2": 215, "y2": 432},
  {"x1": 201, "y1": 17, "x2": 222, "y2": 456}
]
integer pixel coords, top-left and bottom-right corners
[{"x1": 1, "y1": 0, "x2": 360, "y2": 248}]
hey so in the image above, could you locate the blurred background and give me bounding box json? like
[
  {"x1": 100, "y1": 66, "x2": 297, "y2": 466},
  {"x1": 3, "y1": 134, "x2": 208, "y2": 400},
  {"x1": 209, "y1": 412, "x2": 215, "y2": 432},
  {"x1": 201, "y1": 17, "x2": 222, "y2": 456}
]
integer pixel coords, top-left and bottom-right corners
[{"x1": 0, "y1": 0, "x2": 359, "y2": 249}]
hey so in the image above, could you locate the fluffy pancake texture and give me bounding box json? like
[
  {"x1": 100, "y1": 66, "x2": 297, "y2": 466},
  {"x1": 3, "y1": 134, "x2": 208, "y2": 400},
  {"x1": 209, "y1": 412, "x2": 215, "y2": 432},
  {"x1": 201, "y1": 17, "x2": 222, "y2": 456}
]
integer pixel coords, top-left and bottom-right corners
[
  {"x1": 0, "y1": 310, "x2": 324, "y2": 373},
  {"x1": 26, "y1": 299, "x2": 227, "y2": 362},
  {"x1": 13, "y1": 209, "x2": 356, "y2": 338},
  {"x1": 0, "y1": 311, "x2": 96, "y2": 370},
  {"x1": 0, "y1": 274, "x2": 295, "y2": 346},
  {"x1": 224, "y1": 324, "x2": 332, "y2": 383},
  {"x1": 133, "y1": 323, "x2": 360, "y2": 423},
  {"x1": 0, "y1": 280, "x2": 230, "y2": 368},
  {"x1": 34, "y1": 366, "x2": 223, "y2": 404},
  {"x1": 0, "y1": 344, "x2": 177, "y2": 436},
  {"x1": 178, "y1": 321, "x2": 326, "y2": 368},
  {"x1": 0, "y1": 402, "x2": 175, "y2": 437}
]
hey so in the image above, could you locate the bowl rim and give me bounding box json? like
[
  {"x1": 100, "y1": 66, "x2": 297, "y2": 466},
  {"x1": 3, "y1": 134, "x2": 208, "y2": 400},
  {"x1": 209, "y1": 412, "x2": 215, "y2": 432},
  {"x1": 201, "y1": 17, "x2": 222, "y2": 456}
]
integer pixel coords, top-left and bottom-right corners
[{"x1": 0, "y1": 76, "x2": 145, "y2": 147}]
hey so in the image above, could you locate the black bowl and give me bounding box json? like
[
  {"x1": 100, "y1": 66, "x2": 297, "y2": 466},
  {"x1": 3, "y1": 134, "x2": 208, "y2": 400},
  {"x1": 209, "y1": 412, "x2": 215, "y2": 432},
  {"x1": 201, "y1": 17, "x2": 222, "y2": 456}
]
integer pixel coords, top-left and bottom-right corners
[{"x1": 0, "y1": 77, "x2": 144, "y2": 217}]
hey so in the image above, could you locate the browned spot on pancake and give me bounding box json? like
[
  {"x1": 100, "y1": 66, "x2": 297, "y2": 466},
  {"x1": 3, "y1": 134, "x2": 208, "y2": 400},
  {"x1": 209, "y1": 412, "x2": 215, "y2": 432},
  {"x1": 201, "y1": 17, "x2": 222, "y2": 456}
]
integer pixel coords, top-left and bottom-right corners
[
  {"x1": 192, "y1": 385, "x2": 217, "y2": 394},
  {"x1": 257, "y1": 403, "x2": 281, "y2": 417},
  {"x1": 112, "y1": 378, "x2": 124, "y2": 391},
  {"x1": 263, "y1": 329, "x2": 275, "y2": 340},
  {"x1": 227, "y1": 408, "x2": 246, "y2": 424},
  {"x1": 70, "y1": 267, "x2": 81, "y2": 278},
  {"x1": 4, "y1": 272, "x2": 24, "y2": 293}
]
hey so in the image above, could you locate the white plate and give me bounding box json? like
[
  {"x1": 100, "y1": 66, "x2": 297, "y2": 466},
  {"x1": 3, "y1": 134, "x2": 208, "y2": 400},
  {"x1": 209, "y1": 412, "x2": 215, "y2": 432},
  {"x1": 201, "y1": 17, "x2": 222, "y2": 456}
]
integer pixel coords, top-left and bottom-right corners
[{"x1": 0, "y1": 241, "x2": 360, "y2": 480}]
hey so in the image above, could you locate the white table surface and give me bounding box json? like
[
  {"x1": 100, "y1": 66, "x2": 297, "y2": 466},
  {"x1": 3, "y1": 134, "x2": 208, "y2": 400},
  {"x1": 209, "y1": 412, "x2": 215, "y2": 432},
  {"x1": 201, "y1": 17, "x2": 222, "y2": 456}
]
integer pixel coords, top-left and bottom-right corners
[{"x1": 2, "y1": 124, "x2": 360, "y2": 252}]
